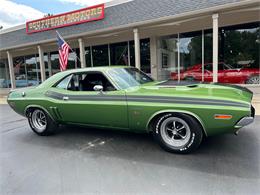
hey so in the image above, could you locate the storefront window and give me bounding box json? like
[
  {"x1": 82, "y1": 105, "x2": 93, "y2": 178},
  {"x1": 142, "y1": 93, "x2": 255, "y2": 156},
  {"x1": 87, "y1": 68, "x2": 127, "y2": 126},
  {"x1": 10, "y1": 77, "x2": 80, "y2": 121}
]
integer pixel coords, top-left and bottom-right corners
[
  {"x1": 158, "y1": 22, "x2": 259, "y2": 84},
  {"x1": 159, "y1": 35, "x2": 178, "y2": 80},
  {"x1": 68, "y1": 51, "x2": 78, "y2": 69},
  {"x1": 218, "y1": 22, "x2": 260, "y2": 84},
  {"x1": 85, "y1": 47, "x2": 92, "y2": 67},
  {"x1": 92, "y1": 44, "x2": 109, "y2": 66},
  {"x1": 129, "y1": 41, "x2": 135, "y2": 67},
  {"x1": 50, "y1": 52, "x2": 60, "y2": 75},
  {"x1": 140, "y1": 38, "x2": 151, "y2": 73},
  {"x1": 0, "y1": 59, "x2": 10, "y2": 88},
  {"x1": 43, "y1": 53, "x2": 52, "y2": 79},
  {"x1": 13, "y1": 55, "x2": 40, "y2": 88},
  {"x1": 50, "y1": 50, "x2": 78, "y2": 75},
  {"x1": 110, "y1": 42, "x2": 128, "y2": 66},
  {"x1": 25, "y1": 55, "x2": 40, "y2": 85},
  {"x1": 179, "y1": 31, "x2": 202, "y2": 81}
]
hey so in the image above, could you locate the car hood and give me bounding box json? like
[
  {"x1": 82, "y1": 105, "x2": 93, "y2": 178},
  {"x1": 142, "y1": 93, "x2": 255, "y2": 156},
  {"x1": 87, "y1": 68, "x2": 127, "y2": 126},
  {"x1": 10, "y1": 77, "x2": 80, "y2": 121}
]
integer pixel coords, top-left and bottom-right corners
[{"x1": 125, "y1": 81, "x2": 253, "y2": 105}]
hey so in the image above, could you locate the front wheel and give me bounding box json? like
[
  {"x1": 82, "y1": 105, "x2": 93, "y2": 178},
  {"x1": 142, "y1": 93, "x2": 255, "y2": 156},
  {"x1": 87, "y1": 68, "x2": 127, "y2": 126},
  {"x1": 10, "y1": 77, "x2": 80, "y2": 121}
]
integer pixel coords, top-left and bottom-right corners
[
  {"x1": 28, "y1": 108, "x2": 57, "y2": 136},
  {"x1": 153, "y1": 113, "x2": 203, "y2": 154}
]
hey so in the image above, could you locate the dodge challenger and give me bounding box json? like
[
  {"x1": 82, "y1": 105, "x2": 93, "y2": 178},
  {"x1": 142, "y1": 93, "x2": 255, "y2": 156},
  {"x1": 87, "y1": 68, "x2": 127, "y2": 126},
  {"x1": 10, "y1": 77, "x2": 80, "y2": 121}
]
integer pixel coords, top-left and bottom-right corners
[{"x1": 7, "y1": 67, "x2": 255, "y2": 154}]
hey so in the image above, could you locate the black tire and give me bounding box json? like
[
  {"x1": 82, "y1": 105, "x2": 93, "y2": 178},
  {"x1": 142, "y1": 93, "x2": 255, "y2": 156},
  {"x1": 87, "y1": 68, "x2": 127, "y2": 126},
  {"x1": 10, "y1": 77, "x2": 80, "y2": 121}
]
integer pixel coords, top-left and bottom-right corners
[
  {"x1": 28, "y1": 108, "x2": 58, "y2": 136},
  {"x1": 246, "y1": 76, "x2": 260, "y2": 84},
  {"x1": 153, "y1": 113, "x2": 203, "y2": 154}
]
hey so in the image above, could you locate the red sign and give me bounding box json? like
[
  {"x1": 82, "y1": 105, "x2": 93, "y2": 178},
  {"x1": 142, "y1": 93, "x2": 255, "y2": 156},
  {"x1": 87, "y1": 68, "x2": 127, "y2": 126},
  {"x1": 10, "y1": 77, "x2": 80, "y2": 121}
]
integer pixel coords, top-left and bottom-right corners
[{"x1": 26, "y1": 4, "x2": 105, "y2": 34}]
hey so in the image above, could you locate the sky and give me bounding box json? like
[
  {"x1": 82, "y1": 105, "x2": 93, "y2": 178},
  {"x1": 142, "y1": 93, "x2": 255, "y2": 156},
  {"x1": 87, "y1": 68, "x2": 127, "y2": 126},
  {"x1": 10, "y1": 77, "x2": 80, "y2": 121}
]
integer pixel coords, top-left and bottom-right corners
[{"x1": 0, "y1": 0, "x2": 112, "y2": 29}]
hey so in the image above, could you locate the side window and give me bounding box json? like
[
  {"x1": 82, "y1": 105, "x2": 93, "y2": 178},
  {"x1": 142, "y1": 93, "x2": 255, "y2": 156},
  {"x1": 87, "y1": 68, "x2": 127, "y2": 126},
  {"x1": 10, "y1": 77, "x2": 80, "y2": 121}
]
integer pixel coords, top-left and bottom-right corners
[
  {"x1": 55, "y1": 72, "x2": 116, "y2": 92},
  {"x1": 56, "y1": 75, "x2": 73, "y2": 89},
  {"x1": 78, "y1": 72, "x2": 116, "y2": 92},
  {"x1": 218, "y1": 63, "x2": 224, "y2": 70}
]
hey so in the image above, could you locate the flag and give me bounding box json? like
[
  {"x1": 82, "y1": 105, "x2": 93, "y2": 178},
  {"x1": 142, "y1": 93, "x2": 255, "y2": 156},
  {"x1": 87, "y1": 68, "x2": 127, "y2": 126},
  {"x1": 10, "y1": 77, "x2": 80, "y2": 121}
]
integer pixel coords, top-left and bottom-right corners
[{"x1": 56, "y1": 31, "x2": 71, "y2": 71}]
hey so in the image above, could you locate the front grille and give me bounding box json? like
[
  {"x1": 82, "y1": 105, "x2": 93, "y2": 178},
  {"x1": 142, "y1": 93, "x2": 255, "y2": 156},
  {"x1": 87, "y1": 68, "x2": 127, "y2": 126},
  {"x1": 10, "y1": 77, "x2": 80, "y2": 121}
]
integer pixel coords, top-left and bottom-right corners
[{"x1": 251, "y1": 106, "x2": 255, "y2": 118}]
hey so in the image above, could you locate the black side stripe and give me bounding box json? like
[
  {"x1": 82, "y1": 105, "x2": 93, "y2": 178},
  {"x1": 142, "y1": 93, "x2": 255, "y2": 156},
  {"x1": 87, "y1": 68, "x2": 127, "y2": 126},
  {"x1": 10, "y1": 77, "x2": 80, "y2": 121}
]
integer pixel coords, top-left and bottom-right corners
[{"x1": 45, "y1": 91, "x2": 249, "y2": 108}]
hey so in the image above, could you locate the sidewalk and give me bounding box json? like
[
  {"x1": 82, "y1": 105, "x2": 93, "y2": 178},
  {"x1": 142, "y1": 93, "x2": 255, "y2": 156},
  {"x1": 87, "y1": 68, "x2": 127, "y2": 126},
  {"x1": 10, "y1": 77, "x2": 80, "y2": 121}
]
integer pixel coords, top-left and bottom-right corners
[{"x1": 0, "y1": 97, "x2": 7, "y2": 104}]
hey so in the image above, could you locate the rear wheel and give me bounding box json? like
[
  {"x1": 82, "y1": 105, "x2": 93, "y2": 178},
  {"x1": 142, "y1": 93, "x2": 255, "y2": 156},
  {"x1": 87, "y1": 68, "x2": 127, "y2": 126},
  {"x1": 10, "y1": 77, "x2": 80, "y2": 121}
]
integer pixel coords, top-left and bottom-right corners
[
  {"x1": 153, "y1": 113, "x2": 203, "y2": 154},
  {"x1": 28, "y1": 108, "x2": 57, "y2": 136},
  {"x1": 246, "y1": 76, "x2": 260, "y2": 84}
]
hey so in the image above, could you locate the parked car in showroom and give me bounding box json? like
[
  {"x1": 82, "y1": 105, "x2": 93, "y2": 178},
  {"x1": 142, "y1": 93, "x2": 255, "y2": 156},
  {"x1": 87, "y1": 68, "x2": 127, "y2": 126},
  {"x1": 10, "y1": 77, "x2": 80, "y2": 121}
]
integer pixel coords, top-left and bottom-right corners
[
  {"x1": 0, "y1": 79, "x2": 39, "y2": 88},
  {"x1": 7, "y1": 67, "x2": 255, "y2": 154},
  {"x1": 171, "y1": 62, "x2": 260, "y2": 84}
]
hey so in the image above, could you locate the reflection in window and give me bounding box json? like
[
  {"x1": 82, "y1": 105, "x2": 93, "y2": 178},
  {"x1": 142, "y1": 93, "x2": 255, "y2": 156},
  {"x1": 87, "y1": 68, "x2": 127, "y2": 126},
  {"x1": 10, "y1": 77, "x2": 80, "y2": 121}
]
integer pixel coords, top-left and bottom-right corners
[
  {"x1": 140, "y1": 38, "x2": 151, "y2": 73},
  {"x1": 218, "y1": 22, "x2": 259, "y2": 84},
  {"x1": 92, "y1": 44, "x2": 109, "y2": 66},
  {"x1": 129, "y1": 41, "x2": 135, "y2": 67},
  {"x1": 50, "y1": 50, "x2": 78, "y2": 75},
  {"x1": 68, "y1": 51, "x2": 78, "y2": 69},
  {"x1": 110, "y1": 42, "x2": 128, "y2": 66},
  {"x1": 0, "y1": 59, "x2": 10, "y2": 88},
  {"x1": 85, "y1": 47, "x2": 92, "y2": 67},
  {"x1": 50, "y1": 52, "x2": 60, "y2": 75},
  {"x1": 179, "y1": 31, "x2": 202, "y2": 81},
  {"x1": 159, "y1": 35, "x2": 178, "y2": 80},
  {"x1": 13, "y1": 55, "x2": 40, "y2": 88},
  {"x1": 25, "y1": 55, "x2": 40, "y2": 85}
]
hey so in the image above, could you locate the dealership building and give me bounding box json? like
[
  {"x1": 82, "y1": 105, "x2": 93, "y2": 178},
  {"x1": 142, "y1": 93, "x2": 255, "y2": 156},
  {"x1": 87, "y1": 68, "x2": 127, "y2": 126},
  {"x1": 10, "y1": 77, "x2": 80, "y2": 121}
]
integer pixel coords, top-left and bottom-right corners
[{"x1": 0, "y1": 0, "x2": 259, "y2": 89}]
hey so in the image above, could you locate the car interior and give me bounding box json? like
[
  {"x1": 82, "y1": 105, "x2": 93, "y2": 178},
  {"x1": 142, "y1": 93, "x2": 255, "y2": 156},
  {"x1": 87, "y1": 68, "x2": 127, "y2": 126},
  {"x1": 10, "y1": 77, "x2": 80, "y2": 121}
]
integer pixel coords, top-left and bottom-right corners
[{"x1": 59, "y1": 72, "x2": 116, "y2": 92}]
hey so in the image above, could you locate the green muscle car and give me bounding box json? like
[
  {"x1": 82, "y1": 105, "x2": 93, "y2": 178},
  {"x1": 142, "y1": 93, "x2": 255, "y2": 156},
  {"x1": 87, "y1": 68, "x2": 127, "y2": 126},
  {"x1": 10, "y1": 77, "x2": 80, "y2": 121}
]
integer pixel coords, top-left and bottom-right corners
[{"x1": 7, "y1": 67, "x2": 255, "y2": 154}]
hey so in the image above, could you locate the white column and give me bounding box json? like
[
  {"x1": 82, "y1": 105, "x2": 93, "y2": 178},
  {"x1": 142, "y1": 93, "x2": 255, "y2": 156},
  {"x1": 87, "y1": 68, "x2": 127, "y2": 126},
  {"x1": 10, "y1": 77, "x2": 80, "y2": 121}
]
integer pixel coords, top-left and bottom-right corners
[
  {"x1": 133, "y1": 28, "x2": 141, "y2": 70},
  {"x1": 150, "y1": 36, "x2": 158, "y2": 80},
  {"x1": 6, "y1": 51, "x2": 16, "y2": 89},
  {"x1": 47, "y1": 52, "x2": 52, "y2": 77},
  {"x1": 127, "y1": 41, "x2": 131, "y2": 66},
  {"x1": 212, "y1": 13, "x2": 219, "y2": 83},
  {"x1": 78, "y1": 38, "x2": 86, "y2": 68},
  {"x1": 108, "y1": 44, "x2": 111, "y2": 66},
  {"x1": 177, "y1": 33, "x2": 180, "y2": 82},
  {"x1": 37, "y1": 45, "x2": 46, "y2": 82},
  {"x1": 90, "y1": 46, "x2": 93, "y2": 67},
  {"x1": 202, "y1": 30, "x2": 205, "y2": 82}
]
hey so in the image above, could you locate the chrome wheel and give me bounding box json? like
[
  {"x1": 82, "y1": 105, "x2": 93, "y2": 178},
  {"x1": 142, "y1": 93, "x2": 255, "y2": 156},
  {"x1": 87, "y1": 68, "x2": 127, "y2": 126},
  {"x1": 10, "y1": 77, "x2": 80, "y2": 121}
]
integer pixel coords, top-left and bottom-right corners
[
  {"x1": 31, "y1": 110, "x2": 47, "y2": 133},
  {"x1": 248, "y1": 76, "x2": 260, "y2": 84},
  {"x1": 160, "y1": 117, "x2": 191, "y2": 148}
]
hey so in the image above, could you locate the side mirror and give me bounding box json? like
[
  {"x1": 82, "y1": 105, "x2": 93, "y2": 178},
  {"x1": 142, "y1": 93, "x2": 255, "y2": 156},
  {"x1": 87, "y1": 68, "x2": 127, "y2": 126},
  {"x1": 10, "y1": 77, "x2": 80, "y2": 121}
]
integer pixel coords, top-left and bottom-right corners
[{"x1": 93, "y1": 85, "x2": 103, "y2": 92}]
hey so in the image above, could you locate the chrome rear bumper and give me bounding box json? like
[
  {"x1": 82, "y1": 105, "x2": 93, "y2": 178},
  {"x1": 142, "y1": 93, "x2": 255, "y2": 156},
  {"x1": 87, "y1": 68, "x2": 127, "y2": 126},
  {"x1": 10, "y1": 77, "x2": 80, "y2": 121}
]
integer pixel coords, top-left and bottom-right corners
[
  {"x1": 235, "y1": 117, "x2": 254, "y2": 128},
  {"x1": 234, "y1": 106, "x2": 255, "y2": 135}
]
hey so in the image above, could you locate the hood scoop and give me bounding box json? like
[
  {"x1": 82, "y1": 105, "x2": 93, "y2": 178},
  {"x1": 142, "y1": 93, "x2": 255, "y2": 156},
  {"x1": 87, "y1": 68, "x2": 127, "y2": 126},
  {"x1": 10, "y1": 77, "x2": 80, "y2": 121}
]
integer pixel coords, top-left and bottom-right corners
[{"x1": 157, "y1": 80, "x2": 200, "y2": 88}]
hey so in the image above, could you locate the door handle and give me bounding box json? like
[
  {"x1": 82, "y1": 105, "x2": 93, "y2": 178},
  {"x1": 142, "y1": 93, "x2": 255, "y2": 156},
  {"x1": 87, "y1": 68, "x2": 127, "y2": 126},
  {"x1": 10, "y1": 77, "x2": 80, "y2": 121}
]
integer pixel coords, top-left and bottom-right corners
[{"x1": 63, "y1": 96, "x2": 69, "y2": 101}]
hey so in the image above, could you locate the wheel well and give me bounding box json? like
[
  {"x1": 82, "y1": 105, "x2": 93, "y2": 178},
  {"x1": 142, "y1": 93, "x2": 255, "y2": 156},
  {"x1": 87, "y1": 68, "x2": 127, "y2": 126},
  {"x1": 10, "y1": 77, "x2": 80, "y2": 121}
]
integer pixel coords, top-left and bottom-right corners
[
  {"x1": 25, "y1": 106, "x2": 47, "y2": 118},
  {"x1": 147, "y1": 112, "x2": 207, "y2": 137},
  {"x1": 25, "y1": 106, "x2": 37, "y2": 117}
]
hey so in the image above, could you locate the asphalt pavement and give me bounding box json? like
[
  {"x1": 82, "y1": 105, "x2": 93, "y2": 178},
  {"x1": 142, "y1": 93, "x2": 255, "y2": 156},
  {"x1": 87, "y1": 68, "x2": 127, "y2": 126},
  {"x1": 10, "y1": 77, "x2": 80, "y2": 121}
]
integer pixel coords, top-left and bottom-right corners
[{"x1": 0, "y1": 104, "x2": 260, "y2": 195}]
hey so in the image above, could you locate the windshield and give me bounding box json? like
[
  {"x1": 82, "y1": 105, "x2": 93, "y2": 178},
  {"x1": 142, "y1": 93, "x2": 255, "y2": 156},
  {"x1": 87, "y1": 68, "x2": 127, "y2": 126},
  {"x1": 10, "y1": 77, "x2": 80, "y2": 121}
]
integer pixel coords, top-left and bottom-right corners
[{"x1": 107, "y1": 68, "x2": 154, "y2": 89}]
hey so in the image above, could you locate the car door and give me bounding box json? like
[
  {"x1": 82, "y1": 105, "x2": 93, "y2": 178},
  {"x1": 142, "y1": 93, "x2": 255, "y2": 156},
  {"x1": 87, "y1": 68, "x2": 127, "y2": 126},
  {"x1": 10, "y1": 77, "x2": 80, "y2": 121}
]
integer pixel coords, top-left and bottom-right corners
[
  {"x1": 220, "y1": 64, "x2": 241, "y2": 84},
  {"x1": 48, "y1": 71, "x2": 128, "y2": 129}
]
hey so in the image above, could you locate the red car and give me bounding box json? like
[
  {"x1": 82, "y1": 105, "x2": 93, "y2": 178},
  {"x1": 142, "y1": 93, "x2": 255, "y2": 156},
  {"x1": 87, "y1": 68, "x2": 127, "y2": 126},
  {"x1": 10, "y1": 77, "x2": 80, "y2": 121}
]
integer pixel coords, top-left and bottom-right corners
[{"x1": 171, "y1": 63, "x2": 260, "y2": 84}]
